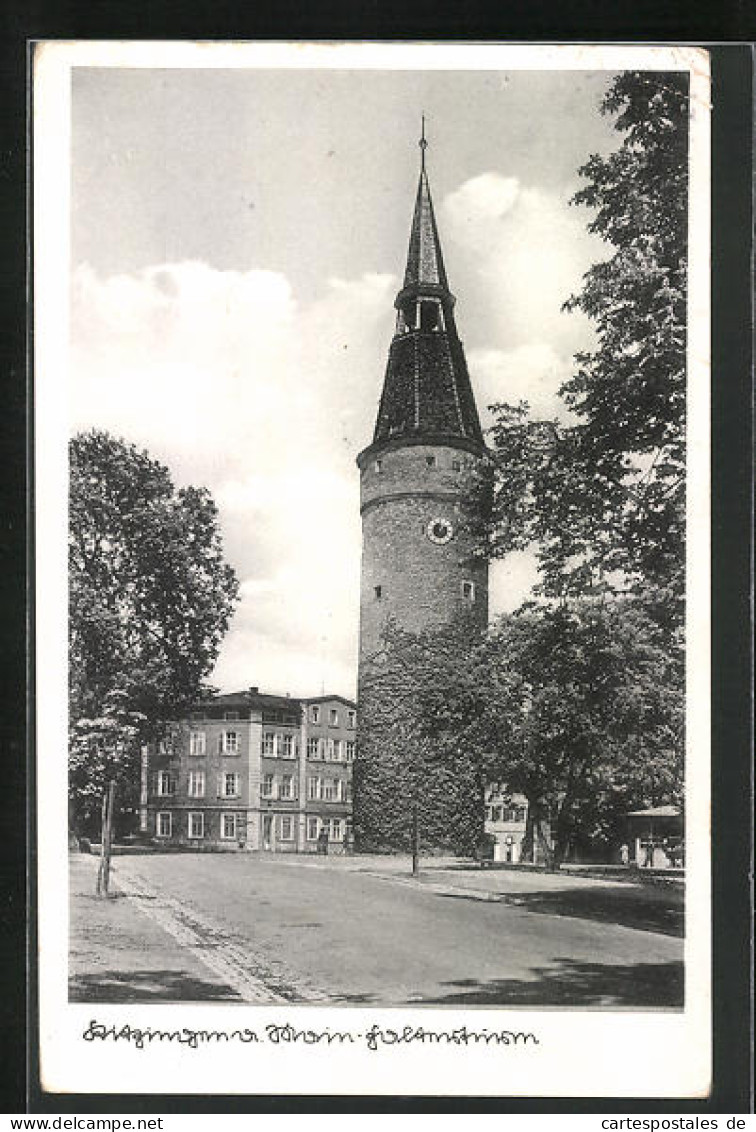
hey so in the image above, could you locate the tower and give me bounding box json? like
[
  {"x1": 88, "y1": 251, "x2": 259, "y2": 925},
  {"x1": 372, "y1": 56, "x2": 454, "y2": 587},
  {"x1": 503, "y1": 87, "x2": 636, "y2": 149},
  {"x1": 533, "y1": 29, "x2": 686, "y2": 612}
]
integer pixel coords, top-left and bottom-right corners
[
  {"x1": 354, "y1": 128, "x2": 489, "y2": 853},
  {"x1": 357, "y1": 128, "x2": 489, "y2": 670}
]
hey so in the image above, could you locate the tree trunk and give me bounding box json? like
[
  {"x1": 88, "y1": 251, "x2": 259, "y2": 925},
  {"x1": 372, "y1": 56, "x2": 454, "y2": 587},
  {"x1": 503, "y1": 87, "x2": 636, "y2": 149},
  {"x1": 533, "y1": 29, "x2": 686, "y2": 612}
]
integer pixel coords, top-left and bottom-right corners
[
  {"x1": 549, "y1": 804, "x2": 572, "y2": 872},
  {"x1": 411, "y1": 800, "x2": 420, "y2": 877},
  {"x1": 96, "y1": 780, "x2": 116, "y2": 896},
  {"x1": 521, "y1": 804, "x2": 536, "y2": 863},
  {"x1": 523, "y1": 799, "x2": 554, "y2": 867}
]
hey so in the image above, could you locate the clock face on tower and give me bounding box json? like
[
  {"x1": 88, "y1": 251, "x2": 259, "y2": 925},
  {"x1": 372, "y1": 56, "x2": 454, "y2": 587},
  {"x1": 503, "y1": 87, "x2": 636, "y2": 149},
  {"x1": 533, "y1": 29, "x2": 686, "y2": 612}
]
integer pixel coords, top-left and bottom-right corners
[{"x1": 426, "y1": 517, "x2": 454, "y2": 545}]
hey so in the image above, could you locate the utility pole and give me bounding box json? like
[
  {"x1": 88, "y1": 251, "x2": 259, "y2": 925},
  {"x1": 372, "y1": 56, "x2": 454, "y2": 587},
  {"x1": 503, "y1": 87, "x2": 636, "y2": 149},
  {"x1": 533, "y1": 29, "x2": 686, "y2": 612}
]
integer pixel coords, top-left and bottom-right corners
[{"x1": 411, "y1": 796, "x2": 420, "y2": 878}]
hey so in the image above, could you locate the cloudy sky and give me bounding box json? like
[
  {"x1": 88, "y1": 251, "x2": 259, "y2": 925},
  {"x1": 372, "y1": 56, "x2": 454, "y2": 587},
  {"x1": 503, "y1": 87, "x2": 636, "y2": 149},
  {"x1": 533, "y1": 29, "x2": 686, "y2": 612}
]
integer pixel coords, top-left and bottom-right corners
[{"x1": 69, "y1": 60, "x2": 621, "y2": 699}]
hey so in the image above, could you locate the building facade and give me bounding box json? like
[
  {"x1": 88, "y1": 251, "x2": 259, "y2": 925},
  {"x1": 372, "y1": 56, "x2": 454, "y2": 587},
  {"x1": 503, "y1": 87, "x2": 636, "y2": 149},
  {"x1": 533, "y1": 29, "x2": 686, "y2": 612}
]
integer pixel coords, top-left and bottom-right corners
[
  {"x1": 354, "y1": 133, "x2": 491, "y2": 853},
  {"x1": 141, "y1": 687, "x2": 356, "y2": 853},
  {"x1": 483, "y1": 784, "x2": 529, "y2": 863}
]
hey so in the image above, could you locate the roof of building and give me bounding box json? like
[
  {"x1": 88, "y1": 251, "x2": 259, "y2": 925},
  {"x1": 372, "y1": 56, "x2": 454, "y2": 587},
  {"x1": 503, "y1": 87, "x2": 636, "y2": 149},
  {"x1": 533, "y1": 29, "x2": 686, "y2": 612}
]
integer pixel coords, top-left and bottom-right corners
[
  {"x1": 302, "y1": 693, "x2": 357, "y2": 708},
  {"x1": 626, "y1": 805, "x2": 681, "y2": 818},
  {"x1": 193, "y1": 687, "x2": 356, "y2": 712},
  {"x1": 196, "y1": 688, "x2": 299, "y2": 713},
  {"x1": 366, "y1": 147, "x2": 485, "y2": 456},
  {"x1": 403, "y1": 167, "x2": 450, "y2": 293}
]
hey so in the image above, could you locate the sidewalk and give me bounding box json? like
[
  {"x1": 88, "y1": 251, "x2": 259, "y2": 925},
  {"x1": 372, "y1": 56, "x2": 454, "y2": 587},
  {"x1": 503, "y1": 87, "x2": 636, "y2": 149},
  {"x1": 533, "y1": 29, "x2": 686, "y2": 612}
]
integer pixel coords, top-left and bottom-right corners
[{"x1": 69, "y1": 853, "x2": 244, "y2": 1002}]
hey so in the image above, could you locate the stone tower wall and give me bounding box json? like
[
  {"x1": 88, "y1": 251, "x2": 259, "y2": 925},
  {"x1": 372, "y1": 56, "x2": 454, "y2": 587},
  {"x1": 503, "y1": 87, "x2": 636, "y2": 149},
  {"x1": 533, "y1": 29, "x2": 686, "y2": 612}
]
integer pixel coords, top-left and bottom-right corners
[{"x1": 358, "y1": 441, "x2": 489, "y2": 674}]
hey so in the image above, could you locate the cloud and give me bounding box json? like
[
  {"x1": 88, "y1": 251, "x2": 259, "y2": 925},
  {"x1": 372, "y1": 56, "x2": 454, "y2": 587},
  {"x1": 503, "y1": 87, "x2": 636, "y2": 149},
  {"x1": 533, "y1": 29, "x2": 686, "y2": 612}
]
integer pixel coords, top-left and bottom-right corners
[
  {"x1": 442, "y1": 173, "x2": 604, "y2": 359},
  {"x1": 69, "y1": 179, "x2": 600, "y2": 699},
  {"x1": 469, "y1": 343, "x2": 576, "y2": 424},
  {"x1": 69, "y1": 260, "x2": 393, "y2": 697},
  {"x1": 444, "y1": 173, "x2": 521, "y2": 231}
]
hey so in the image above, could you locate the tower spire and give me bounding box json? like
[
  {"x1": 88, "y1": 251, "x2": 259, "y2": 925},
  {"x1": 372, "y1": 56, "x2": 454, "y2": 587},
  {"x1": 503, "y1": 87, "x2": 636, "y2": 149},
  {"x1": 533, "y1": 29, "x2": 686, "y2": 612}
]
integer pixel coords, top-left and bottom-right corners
[
  {"x1": 403, "y1": 126, "x2": 448, "y2": 293},
  {"x1": 362, "y1": 130, "x2": 484, "y2": 452}
]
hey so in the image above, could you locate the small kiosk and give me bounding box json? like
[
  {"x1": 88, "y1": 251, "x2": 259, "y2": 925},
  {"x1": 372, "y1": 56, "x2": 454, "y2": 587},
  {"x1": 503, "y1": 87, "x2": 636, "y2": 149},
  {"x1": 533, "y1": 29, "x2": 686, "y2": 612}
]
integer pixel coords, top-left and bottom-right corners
[{"x1": 625, "y1": 804, "x2": 683, "y2": 869}]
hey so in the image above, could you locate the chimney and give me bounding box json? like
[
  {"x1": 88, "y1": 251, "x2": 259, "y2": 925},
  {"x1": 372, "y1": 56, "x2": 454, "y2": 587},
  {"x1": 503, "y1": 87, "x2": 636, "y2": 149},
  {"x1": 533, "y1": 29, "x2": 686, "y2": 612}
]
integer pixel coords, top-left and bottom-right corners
[{"x1": 249, "y1": 686, "x2": 258, "y2": 694}]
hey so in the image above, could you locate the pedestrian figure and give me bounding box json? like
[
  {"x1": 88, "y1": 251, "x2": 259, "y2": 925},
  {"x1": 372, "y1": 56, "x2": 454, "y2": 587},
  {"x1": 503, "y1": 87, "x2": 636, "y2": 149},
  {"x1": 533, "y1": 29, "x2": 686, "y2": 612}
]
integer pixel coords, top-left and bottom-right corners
[
  {"x1": 317, "y1": 827, "x2": 329, "y2": 856},
  {"x1": 619, "y1": 842, "x2": 629, "y2": 866}
]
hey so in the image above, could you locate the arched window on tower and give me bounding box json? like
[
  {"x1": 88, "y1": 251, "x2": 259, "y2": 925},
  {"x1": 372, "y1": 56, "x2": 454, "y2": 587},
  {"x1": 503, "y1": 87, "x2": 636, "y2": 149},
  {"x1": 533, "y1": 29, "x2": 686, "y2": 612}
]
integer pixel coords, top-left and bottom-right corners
[{"x1": 420, "y1": 300, "x2": 442, "y2": 332}]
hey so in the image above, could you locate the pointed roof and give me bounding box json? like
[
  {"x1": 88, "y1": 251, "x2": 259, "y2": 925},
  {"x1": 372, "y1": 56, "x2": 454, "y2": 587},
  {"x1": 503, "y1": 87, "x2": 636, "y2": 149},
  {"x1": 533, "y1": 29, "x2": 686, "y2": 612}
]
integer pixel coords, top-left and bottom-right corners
[
  {"x1": 360, "y1": 130, "x2": 485, "y2": 460},
  {"x1": 403, "y1": 168, "x2": 450, "y2": 292}
]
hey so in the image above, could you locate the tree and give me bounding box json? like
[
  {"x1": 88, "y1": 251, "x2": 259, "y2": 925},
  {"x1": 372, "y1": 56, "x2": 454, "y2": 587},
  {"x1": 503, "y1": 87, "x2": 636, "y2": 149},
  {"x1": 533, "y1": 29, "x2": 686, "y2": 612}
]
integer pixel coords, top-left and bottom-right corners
[
  {"x1": 69, "y1": 429, "x2": 239, "y2": 836},
  {"x1": 486, "y1": 72, "x2": 689, "y2": 618},
  {"x1": 402, "y1": 600, "x2": 684, "y2": 870}
]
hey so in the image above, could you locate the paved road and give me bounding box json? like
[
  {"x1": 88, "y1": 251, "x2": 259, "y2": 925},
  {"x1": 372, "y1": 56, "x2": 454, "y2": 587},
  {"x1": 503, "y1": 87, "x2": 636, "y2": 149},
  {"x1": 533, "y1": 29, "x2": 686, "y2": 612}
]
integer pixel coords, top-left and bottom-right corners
[{"x1": 71, "y1": 852, "x2": 683, "y2": 1009}]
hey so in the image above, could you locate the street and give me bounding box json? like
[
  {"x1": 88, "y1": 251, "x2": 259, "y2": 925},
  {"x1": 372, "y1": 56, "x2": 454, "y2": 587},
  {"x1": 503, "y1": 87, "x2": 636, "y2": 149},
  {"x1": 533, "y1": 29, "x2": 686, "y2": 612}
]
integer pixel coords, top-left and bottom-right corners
[{"x1": 70, "y1": 851, "x2": 684, "y2": 1008}]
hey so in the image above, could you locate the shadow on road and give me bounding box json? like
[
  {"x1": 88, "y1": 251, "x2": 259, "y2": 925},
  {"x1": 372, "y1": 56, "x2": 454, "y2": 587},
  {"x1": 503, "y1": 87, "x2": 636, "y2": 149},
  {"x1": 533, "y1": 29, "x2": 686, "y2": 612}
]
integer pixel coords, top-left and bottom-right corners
[
  {"x1": 430, "y1": 958, "x2": 684, "y2": 1008},
  {"x1": 440, "y1": 887, "x2": 684, "y2": 937},
  {"x1": 69, "y1": 969, "x2": 242, "y2": 1003}
]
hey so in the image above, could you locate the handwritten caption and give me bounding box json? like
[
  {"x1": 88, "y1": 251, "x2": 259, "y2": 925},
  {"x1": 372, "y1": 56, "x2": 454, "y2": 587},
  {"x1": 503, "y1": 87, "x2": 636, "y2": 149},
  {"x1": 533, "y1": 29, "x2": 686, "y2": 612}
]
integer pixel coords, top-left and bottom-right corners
[{"x1": 83, "y1": 1019, "x2": 539, "y2": 1053}]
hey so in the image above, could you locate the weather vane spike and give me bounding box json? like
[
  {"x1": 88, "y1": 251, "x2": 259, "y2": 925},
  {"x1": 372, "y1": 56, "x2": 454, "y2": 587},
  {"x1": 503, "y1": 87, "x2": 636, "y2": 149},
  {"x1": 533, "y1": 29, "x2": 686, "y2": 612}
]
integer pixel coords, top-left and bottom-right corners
[{"x1": 419, "y1": 114, "x2": 428, "y2": 170}]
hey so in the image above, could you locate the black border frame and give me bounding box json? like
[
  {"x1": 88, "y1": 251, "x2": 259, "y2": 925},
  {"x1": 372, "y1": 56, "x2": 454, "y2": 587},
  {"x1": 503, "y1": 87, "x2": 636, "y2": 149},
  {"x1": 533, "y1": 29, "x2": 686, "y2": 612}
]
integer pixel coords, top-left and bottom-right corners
[{"x1": 1, "y1": 14, "x2": 752, "y2": 1116}]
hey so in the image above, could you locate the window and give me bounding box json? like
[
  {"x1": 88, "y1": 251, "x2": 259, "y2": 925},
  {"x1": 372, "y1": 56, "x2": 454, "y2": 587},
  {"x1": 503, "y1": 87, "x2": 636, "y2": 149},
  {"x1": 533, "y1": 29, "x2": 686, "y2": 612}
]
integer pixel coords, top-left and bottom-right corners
[
  {"x1": 374, "y1": 585, "x2": 382, "y2": 600},
  {"x1": 221, "y1": 730, "x2": 238, "y2": 754},
  {"x1": 329, "y1": 708, "x2": 339, "y2": 726},
  {"x1": 222, "y1": 772, "x2": 240, "y2": 798},
  {"x1": 282, "y1": 733, "x2": 294, "y2": 758},
  {"x1": 374, "y1": 459, "x2": 382, "y2": 473},
  {"x1": 452, "y1": 459, "x2": 462, "y2": 472},
  {"x1": 332, "y1": 740, "x2": 343, "y2": 762},
  {"x1": 280, "y1": 774, "x2": 296, "y2": 800},
  {"x1": 307, "y1": 736, "x2": 320, "y2": 759},
  {"x1": 330, "y1": 818, "x2": 342, "y2": 843},
  {"x1": 345, "y1": 740, "x2": 356, "y2": 762},
  {"x1": 310, "y1": 706, "x2": 320, "y2": 724},
  {"x1": 156, "y1": 771, "x2": 175, "y2": 796},
  {"x1": 307, "y1": 776, "x2": 320, "y2": 801},
  {"x1": 321, "y1": 778, "x2": 337, "y2": 802},
  {"x1": 461, "y1": 580, "x2": 476, "y2": 601},
  {"x1": 347, "y1": 710, "x2": 356, "y2": 729},
  {"x1": 262, "y1": 732, "x2": 275, "y2": 756},
  {"x1": 261, "y1": 774, "x2": 275, "y2": 799},
  {"x1": 156, "y1": 811, "x2": 172, "y2": 837},
  {"x1": 279, "y1": 816, "x2": 294, "y2": 841},
  {"x1": 307, "y1": 816, "x2": 319, "y2": 841},
  {"x1": 326, "y1": 739, "x2": 336, "y2": 761},
  {"x1": 188, "y1": 771, "x2": 205, "y2": 798},
  {"x1": 221, "y1": 813, "x2": 239, "y2": 840},
  {"x1": 224, "y1": 711, "x2": 239, "y2": 721},
  {"x1": 188, "y1": 812, "x2": 204, "y2": 839},
  {"x1": 426, "y1": 454, "x2": 436, "y2": 467},
  {"x1": 420, "y1": 300, "x2": 440, "y2": 332},
  {"x1": 344, "y1": 781, "x2": 353, "y2": 803},
  {"x1": 189, "y1": 730, "x2": 206, "y2": 757}
]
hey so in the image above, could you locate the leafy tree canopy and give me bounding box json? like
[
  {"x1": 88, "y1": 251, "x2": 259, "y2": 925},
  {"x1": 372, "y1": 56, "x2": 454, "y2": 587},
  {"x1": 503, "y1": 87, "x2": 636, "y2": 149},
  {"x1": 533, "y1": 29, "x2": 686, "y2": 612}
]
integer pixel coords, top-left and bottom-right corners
[
  {"x1": 69, "y1": 429, "x2": 239, "y2": 834},
  {"x1": 486, "y1": 72, "x2": 689, "y2": 618},
  {"x1": 382, "y1": 600, "x2": 683, "y2": 869}
]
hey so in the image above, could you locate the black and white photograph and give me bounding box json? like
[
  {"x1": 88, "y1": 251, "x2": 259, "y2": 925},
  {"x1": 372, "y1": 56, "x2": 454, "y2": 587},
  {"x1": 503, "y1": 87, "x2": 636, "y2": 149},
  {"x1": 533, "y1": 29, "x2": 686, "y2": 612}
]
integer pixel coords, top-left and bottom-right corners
[{"x1": 34, "y1": 42, "x2": 711, "y2": 1098}]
